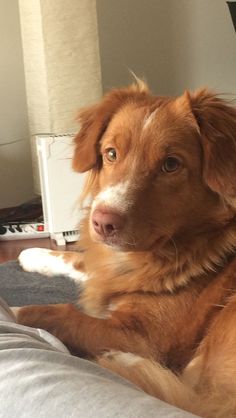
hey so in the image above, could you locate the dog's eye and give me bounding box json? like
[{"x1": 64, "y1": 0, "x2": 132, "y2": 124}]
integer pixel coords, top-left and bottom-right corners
[
  {"x1": 162, "y1": 157, "x2": 181, "y2": 173},
  {"x1": 104, "y1": 148, "x2": 117, "y2": 162}
]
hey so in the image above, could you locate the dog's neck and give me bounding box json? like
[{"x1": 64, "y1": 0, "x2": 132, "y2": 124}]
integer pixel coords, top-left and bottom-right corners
[{"x1": 151, "y1": 216, "x2": 236, "y2": 292}]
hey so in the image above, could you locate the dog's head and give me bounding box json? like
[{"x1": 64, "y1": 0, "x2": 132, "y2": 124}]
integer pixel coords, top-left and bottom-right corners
[{"x1": 73, "y1": 82, "x2": 236, "y2": 251}]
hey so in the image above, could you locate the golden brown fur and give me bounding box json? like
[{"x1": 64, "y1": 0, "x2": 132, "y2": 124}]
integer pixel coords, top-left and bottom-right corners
[{"x1": 17, "y1": 81, "x2": 236, "y2": 417}]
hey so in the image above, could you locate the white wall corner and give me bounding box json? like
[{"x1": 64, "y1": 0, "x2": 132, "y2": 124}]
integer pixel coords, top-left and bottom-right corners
[{"x1": 18, "y1": 0, "x2": 102, "y2": 135}]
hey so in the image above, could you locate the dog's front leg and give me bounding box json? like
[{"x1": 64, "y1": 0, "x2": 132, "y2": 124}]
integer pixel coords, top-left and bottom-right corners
[{"x1": 14, "y1": 303, "x2": 151, "y2": 358}]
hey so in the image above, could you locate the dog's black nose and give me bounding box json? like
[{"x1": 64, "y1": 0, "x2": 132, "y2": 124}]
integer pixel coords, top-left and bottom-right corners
[{"x1": 92, "y1": 208, "x2": 125, "y2": 237}]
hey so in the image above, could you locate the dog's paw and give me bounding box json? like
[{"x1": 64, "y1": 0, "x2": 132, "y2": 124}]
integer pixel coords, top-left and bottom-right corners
[
  {"x1": 11, "y1": 306, "x2": 32, "y2": 323},
  {"x1": 13, "y1": 304, "x2": 57, "y2": 330},
  {"x1": 11, "y1": 306, "x2": 21, "y2": 318},
  {"x1": 18, "y1": 248, "x2": 57, "y2": 276},
  {"x1": 98, "y1": 350, "x2": 143, "y2": 367},
  {"x1": 97, "y1": 351, "x2": 145, "y2": 386},
  {"x1": 18, "y1": 248, "x2": 86, "y2": 281},
  {"x1": 11, "y1": 305, "x2": 30, "y2": 325}
]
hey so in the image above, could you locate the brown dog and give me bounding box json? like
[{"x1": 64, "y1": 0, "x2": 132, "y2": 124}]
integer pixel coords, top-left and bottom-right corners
[{"x1": 17, "y1": 81, "x2": 236, "y2": 417}]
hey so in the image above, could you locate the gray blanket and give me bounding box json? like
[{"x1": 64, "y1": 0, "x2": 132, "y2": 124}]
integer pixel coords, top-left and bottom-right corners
[{"x1": 0, "y1": 260, "x2": 78, "y2": 306}]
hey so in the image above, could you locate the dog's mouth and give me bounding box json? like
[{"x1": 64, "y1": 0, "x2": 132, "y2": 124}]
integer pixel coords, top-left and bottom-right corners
[
  {"x1": 102, "y1": 236, "x2": 126, "y2": 249},
  {"x1": 90, "y1": 218, "x2": 164, "y2": 252},
  {"x1": 91, "y1": 226, "x2": 134, "y2": 250},
  {"x1": 89, "y1": 206, "x2": 168, "y2": 251}
]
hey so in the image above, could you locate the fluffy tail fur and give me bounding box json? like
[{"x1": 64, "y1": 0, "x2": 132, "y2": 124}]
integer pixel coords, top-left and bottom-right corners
[{"x1": 98, "y1": 351, "x2": 236, "y2": 418}]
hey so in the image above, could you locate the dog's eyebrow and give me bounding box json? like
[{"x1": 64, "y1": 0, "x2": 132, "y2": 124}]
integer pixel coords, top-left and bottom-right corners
[{"x1": 101, "y1": 129, "x2": 134, "y2": 154}]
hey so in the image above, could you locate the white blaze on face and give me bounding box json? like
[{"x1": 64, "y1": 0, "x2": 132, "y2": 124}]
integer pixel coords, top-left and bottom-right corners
[
  {"x1": 92, "y1": 181, "x2": 133, "y2": 214},
  {"x1": 143, "y1": 108, "x2": 159, "y2": 131}
]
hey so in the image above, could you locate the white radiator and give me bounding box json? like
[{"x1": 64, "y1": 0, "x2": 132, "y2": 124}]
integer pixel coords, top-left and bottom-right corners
[{"x1": 36, "y1": 134, "x2": 85, "y2": 246}]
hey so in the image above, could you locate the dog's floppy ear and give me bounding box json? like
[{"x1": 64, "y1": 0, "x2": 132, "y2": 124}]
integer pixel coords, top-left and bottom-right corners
[
  {"x1": 73, "y1": 81, "x2": 150, "y2": 172},
  {"x1": 189, "y1": 89, "x2": 236, "y2": 207}
]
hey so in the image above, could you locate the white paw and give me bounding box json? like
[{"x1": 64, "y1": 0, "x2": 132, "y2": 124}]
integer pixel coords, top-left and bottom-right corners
[
  {"x1": 102, "y1": 350, "x2": 142, "y2": 366},
  {"x1": 19, "y1": 248, "x2": 55, "y2": 276},
  {"x1": 18, "y1": 248, "x2": 87, "y2": 282}
]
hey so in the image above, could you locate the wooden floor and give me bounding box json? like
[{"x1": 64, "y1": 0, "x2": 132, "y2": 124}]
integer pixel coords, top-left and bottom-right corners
[{"x1": 0, "y1": 238, "x2": 76, "y2": 263}]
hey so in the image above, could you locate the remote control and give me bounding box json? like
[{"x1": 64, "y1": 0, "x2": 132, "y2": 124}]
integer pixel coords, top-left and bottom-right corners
[{"x1": 0, "y1": 223, "x2": 49, "y2": 240}]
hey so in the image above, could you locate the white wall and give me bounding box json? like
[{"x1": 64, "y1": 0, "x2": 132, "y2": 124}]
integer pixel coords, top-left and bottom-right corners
[
  {"x1": 97, "y1": 0, "x2": 236, "y2": 96},
  {"x1": 0, "y1": 0, "x2": 34, "y2": 208},
  {"x1": 166, "y1": 0, "x2": 236, "y2": 95}
]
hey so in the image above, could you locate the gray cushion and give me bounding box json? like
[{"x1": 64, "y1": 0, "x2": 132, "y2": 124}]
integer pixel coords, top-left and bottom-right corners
[
  {"x1": 0, "y1": 263, "x2": 199, "y2": 417},
  {"x1": 0, "y1": 298, "x2": 198, "y2": 418}
]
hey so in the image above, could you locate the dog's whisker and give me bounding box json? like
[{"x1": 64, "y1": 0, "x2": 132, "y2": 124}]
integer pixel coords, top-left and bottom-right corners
[
  {"x1": 121, "y1": 235, "x2": 137, "y2": 247},
  {"x1": 169, "y1": 237, "x2": 180, "y2": 276}
]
